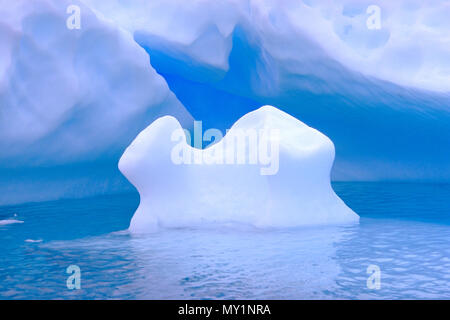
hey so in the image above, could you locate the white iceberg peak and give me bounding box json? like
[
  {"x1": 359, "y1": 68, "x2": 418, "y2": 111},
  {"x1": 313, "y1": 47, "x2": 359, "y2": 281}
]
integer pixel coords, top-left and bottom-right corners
[{"x1": 119, "y1": 106, "x2": 359, "y2": 233}]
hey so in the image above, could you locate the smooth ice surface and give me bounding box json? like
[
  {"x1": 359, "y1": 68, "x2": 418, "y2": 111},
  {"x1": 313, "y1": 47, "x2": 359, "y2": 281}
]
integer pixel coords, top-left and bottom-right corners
[
  {"x1": 119, "y1": 106, "x2": 358, "y2": 232},
  {"x1": 0, "y1": 0, "x2": 192, "y2": 204}
]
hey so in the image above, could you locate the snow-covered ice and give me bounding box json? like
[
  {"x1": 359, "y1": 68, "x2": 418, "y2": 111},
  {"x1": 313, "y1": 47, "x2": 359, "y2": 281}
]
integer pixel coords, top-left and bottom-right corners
[
  {"x1": 0, "y1": 0, "x2": 191, "y2": 164},
  {"x1": 0, "y1": 0, "x2": 192, "y2": 204},
  {"x1": 119, "y1": 106, "x2": 359, "y2": 233},
  {"x1": 83, "y1": 0, "x2": 450, "y2": 92}
]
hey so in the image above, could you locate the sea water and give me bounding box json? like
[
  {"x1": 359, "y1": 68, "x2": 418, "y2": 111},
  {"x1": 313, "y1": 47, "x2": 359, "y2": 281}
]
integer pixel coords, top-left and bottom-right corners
[{"x1": 0, "y1": 182, "x2": 449, "y2": 299}]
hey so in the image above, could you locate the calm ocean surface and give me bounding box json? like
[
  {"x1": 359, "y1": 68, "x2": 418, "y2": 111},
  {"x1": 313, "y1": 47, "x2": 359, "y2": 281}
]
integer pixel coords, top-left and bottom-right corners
[{"x1": 1, "y1": 182, "x2": 449, "y2": 299}]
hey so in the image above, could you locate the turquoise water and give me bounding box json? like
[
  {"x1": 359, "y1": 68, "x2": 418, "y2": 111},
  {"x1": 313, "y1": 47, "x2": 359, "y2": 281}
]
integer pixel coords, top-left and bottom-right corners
[{"x1": 1, "y1": 182, "x2": 449, "y2": 299}]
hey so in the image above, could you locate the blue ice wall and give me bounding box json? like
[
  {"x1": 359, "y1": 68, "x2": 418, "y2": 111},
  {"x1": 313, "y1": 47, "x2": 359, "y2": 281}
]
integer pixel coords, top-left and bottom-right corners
[
  {"x1": 136, "y1": 26, "x2": 450, "y2": 182},
  {"x1": 2, "y1": 1, "x2": 450, "y2": 206}
]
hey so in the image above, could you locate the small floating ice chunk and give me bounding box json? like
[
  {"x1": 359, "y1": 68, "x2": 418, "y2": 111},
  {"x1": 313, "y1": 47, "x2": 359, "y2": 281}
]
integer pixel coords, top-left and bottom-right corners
[
  {"x1": 0, "y1": 219, "x2": 24, "y2": 226},
  {"x1": 25, "y1": 239, "x2": 43, "y2": 243},
  {"x1": 119, "y1": 106, "x2": 359, "y2": 233}
]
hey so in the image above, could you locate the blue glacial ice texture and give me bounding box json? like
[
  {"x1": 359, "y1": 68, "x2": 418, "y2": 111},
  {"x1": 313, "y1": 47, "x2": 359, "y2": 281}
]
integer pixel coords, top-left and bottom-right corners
[
  {"x1": 135, "y1": 25, "x2": 450, "y2": 182},
  {"x1": 2, "y1": 0, "x2": 450, "y2": 206}
]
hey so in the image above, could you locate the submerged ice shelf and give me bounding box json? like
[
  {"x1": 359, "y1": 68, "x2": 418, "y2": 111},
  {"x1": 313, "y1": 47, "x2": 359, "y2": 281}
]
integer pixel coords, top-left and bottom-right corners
[{"x1": 119, "y1": 106, "x2": 359, "y2": 233}]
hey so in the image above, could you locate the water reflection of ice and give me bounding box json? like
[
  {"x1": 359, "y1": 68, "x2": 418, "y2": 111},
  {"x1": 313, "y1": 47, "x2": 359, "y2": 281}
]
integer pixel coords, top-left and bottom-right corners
[
  {"x1": 42, "y1": 224, "x2": 348, "y2": 299},
  {"x1": 333, "y1": 218, "x2": 450, "y2": 299},
  {"x1": 15, "y1": 218, "x2": 450, "y2": 299}
]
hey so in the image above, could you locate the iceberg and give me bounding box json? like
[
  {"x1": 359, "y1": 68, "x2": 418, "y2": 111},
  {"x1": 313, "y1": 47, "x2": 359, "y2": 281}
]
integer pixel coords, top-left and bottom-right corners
[
  {"x1": 85, "y1": 0, "x2": 450, "y2": 183},
  {"x1": 2, "y1": 0, "x2": 450, "y2": 205},
  {"x1": 119, "y1": 106, "x2": 359, "y2": 233},
  {"x1": 0, "y1": 0, "x2": 192, "y2": 205}
]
